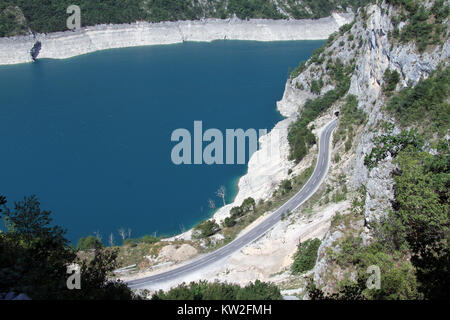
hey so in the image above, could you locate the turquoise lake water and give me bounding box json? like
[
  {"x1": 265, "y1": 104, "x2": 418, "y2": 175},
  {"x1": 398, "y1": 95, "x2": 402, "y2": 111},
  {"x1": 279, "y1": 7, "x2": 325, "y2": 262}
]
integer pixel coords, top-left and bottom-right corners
[{"x1": 0, "y1": 40, "x2": 323, "y2": 244}]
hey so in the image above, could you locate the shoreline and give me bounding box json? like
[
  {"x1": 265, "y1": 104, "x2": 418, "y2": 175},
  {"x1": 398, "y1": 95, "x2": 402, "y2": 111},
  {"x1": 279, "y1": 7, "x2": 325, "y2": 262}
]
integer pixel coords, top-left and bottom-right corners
[
  {"x1": 0, "y1": 13, "x2": 352, "y2": 243},
  {"x1": 0, "y1": 14, "x2": 353, "y2": 66}
]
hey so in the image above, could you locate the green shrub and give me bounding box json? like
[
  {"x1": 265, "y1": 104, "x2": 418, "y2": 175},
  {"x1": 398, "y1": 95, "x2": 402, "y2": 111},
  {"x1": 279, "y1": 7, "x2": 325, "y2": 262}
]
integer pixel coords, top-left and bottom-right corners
[
  {"x1": 290, "y1": 61, "x2": 307, "y2": 80},
  {"x1": 222, "y1": 197, "x2": 256, "y2": 229},
  {"x1": 383, "y1": 69, "x2": 401, "y2": 94},
  {"x1": 152, "y1": 280, "x2": 282, "y2": 300},
  {"x1": 193, "y1": 220, "x2": 220, "y2": 239},
  {"x1": 311, "y1": 78, "x2": 324, "y2": 94},
  {"x1": 364, "y1": 128, "x2": 424, "y2": 169},
  {"x1": 77, "y1": 235, "x2": 103, "y2": 251},
  {"x1": 386, "y1": 67, "x2": 449, "y2": 137},
  {"x1": 389, "y1": 0, "x2": 449, "y2": 52},
  {"x1": 281, "y1": 179, "x2": 293, "y2": 194},
  {"x1": 291, "y1": 238, "x2": 322, "y2": 274}
]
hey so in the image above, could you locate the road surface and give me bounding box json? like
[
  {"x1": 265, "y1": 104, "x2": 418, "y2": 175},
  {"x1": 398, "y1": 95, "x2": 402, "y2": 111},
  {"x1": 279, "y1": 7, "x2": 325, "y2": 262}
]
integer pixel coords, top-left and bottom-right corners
[{"x1": 127, "y1": 119, "x2": 338, "y2": 289}]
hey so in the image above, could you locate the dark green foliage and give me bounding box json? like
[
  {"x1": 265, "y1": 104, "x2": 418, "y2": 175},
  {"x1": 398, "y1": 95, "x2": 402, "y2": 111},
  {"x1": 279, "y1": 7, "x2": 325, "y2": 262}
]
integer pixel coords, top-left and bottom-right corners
[
  {"x1": 71, "y1": 247, "x2": 137, "y2": 300},
  {"x1": 290, "y1": 61, "x2": 307, "y2": 80},
  {"x1": 382, "y1": 69, "x2": 401, "y2": 94},
  {"x1": 386, "y1": 68, "x2": 450, "y2": 137},
  {"x1": 223, "y1": 197, "x2": 256, "y2": 228},
  {"x1": 339, "y1": 22, "x2": 354, "y2": 35},
  {"x1": 364, "y1": 128, "x2": 424, "y2": 169},
  {"x1": 193, "y1": 219, "x2": 220, "y2": 239},
  {"x1": 284, "y1": 0, "x2": 371, "y2": 20},
  {"x1": 0, "y1": 0, "x2": 373, "y2": 37},
  {"x1": 333, "y1": 94, "x2": 367, "y2": 147},
  {"x1": 151, "y1": 280, "x2": 282, "y2": 300},
  {"x1": 0, "y1": 195, "x2": 136, "y2": 299},
  {"x1": 77, "y1": 235, "x2": 103, "y2": 251},
  {"x1": 281, "y1": 179, "x2": 293, "y2": 193},
  {"x1": 122, "y1": 234, "x2": 160, "y2": 246},
  {"x1": 337, "y1": 132, "x2": 449, "y2": 300},
  {"x1": 8, "y1": 0, "x2": 146, "y2": 34},
  {"x1": 308, "y1": 277, "x2": 367, "y2": 300},
  {"x1": 226, "y1": 0, "x2": 285, "y2": 19},
  {"x1": 309, "y1": 38, "x2": 449, "y2": 301},
  {"x1": 391, "y1": 143, "x2": 449, "y2": 299},
  {"x1": 0, "y1": 2, "x2": 28, "y2": 37},
  {"x1": 145, "y1": 0, "x2": 205, "y2": 22},
  {"x1": 388, "y1": 0, "x2": 449, "y2": 52},
  {"x1": 309, "y1": 46, "x2": 326, "y2": 65},
  {"x1": 223, "y1": 216, "x2": 237, "y2": 228},
  {"x1": 291, "y1": 238, "x2": 321, "y2": 274},
  {"x1": 310, "y1": 243, "x2": 422, "y2": 300},
  {"x1": 241, "y1": 197, "x2": 256, "y2": 212},
  {"x1": 311, "y1": 78, "x2": 324, "y2": 94}
]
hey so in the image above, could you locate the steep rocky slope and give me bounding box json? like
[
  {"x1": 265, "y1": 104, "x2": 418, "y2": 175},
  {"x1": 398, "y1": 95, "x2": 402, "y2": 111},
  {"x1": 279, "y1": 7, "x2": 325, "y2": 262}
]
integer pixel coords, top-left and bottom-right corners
[{"x1": 280, "y1": 0, "x2": 449, "y2": 298}]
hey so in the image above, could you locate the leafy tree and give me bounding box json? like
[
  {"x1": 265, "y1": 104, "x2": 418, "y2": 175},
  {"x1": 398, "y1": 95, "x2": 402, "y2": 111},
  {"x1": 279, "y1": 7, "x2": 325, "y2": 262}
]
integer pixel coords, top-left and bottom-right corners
[
  {"x1": 235, "y1": 280, "x2": 282, "y2": 300},
  {"x1": 70, "y1": 247, "x2": 136, "y2": 300},
  {"x1": 241, "y1": 197, "x2": 256, "y2": 212},
  {"x1": 152, "y1": 280, "x2": 282, "y2": 300},
  {"x1": 392, "y1": 146, "x2": 449, "y2": 299},
  {"x1": 310, "y1": 79, "x2": 324, "y2": 94},
  {"x1": 0, "y1": 195, "x2": 138, "y2": 300},
  {"x1": 382, "y1": 69, "x2": 401, "y2": 95},
  {"x1": 222, "y1": 197, "x2": 257, "y2": 229},
  {"x1": 77, "y1": 235, "x2": 103, "y2": 251},
  {"x1": 281, "y1": 179, "x2": 293, "y2": 193},
  {"x1": 193, "y1": 220, "x2": 220, "y2": 239}
]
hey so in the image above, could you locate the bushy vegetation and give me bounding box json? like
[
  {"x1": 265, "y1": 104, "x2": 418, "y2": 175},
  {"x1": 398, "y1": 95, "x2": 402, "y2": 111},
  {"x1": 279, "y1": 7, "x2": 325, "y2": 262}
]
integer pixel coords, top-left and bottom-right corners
[
  {"x1": 223, "y1": 197, "x2": 256, "y2": 228},
  {"x1": 0, "y1": 0, "x2": 374, "y2": 37},
  {"x1": 367, "y1": 67, "x2": 449, "y2": 169},
  {"x1": 311, "y1": 78, "x2": 324, "y2": 94},
  {"x1": 386, "y1": 67, "x2": 450, "y2": 137},
  {"x1": 0, "y1": 195, "x2": 139, "y2": 299},
  {"x1": 281, "y1": 0, "x2": 372, "y2": 20},
  {"x1": 333, "y1": 94, "x2": 367, "y2": 149},
  {"x1": 192, "y1": 219, "x2": 220, "y2": 239},
  {"x1": 382, "y1": 69, "x2": 401, "y2": 95},
  {"x1": 291, "y1": 238, "x2": 321, "y2": 274},
  {"x1": 288, "y1": 58, "x2": 352, "y2": 162},
  {"x1": 122, "y1": 234, "x2": 160, "y2": 246},
  {"x1": 388, "y1": 0, "x2": 449, "y2": 52},
  {"x1": 364, "y1": 126, "x2": 424, "y2": 169},
  {"x1": 312, "y1": 130, "x2": 449, "y2": 300},
  {"x1": 290, "y1": 61, "x2": 307, "y2": 80},
  {"x1": 151, "y1": 280, "x2": 282, "y2": 300},
  {"x1": 77, "y1": 235, "x2": 103, "y2": 251},
  {"x1": 0, "y1": 0, "x2": 147, "y2": 36},
  {"x1": 392, "y1": 144, "x2": 449, "y2": 299}
]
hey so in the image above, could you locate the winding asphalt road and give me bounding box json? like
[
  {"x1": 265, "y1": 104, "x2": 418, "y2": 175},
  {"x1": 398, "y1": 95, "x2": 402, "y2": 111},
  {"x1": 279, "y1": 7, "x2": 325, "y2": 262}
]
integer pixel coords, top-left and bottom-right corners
[{"x1": 127, "y1": 118, "x2": 338, "y2": 289}]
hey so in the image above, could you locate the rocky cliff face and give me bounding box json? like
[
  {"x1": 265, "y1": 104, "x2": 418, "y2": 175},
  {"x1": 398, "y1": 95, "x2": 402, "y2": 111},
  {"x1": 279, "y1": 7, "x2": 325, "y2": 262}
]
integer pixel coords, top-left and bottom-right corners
[{"x1": 281, "y1": 1, "x2": 449, "y2": 294}]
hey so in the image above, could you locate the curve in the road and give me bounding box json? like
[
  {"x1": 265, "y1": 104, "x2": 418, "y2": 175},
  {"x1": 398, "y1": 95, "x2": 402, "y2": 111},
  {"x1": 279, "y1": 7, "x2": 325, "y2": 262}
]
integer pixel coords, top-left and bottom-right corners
[{"x1": 127, "y1": 118, "x2": 338, "y2": 289}]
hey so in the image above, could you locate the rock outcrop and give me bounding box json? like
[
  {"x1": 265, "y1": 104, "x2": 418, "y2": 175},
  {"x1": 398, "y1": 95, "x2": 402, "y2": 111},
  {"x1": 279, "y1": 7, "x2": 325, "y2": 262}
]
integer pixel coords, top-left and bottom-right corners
[{"x1": 308, "y1": 1, "x2": 449, "y2": 294}]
